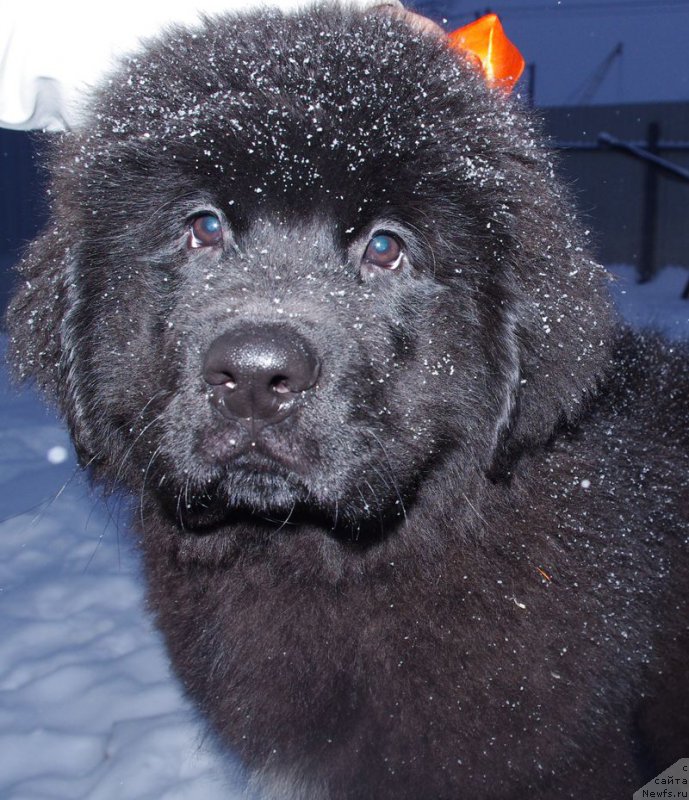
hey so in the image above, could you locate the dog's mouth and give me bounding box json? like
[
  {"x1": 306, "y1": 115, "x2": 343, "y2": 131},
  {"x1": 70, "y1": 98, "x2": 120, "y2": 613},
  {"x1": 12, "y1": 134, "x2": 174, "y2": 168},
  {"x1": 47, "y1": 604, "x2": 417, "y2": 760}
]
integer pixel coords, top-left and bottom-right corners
[
  {"x1": 152, "y1": 438, "x2": 414, "y2": 550},
  {"x1": 152, "y1": 414, "x2": 410, "y2": 542}
]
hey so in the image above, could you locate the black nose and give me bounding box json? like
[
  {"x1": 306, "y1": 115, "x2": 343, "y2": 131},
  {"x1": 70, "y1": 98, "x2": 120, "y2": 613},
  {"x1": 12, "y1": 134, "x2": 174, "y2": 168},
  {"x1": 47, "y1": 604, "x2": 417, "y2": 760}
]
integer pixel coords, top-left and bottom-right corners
[{"x1": 202, "y1": 325, "x2": 320, "y2": 426}]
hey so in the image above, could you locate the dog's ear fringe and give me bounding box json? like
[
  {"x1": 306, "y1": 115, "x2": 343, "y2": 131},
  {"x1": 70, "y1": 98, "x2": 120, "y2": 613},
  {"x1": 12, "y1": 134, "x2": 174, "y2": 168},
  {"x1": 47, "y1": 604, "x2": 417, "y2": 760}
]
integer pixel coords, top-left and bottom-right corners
[
  {"x1": 510, "y1": 290, "x2": 617, "y2": 448},
  {"x1": 5, "y1": 229, "x2": 68, "y2": 401},
  {"x1": 5, "y1": 229, "x2": 97, "y2": 467}
]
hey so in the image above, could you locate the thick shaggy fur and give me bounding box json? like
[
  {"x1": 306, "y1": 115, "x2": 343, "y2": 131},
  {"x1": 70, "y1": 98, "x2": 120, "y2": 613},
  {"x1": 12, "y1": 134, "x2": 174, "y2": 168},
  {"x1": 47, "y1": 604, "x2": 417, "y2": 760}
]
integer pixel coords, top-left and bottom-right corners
[{"x1": 6, "y1": 7, "x2": 689, "y2": 798}]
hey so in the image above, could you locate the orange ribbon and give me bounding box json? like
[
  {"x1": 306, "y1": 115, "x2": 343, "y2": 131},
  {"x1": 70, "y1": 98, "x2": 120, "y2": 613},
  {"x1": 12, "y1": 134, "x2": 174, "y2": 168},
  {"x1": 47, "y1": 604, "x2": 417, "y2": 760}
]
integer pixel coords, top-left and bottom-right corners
[{"x1": 447, "y1": 14, "x2": 525, "y2": 93}]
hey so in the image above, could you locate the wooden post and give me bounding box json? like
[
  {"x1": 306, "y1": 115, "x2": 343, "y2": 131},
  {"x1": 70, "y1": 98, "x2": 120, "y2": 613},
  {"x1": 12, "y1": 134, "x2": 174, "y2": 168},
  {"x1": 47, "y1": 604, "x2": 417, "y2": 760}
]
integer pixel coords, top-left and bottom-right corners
[{"x1": 638, "y1": 122, "x2": 660, "y2": 283}]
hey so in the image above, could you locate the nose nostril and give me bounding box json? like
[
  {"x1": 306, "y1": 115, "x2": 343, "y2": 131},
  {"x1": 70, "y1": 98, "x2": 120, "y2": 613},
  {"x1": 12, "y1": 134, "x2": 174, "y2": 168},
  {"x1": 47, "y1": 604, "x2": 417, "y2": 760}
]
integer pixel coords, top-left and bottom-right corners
[
  {"x1": 270, "y1": 376, "x2": 292, "y2": 395},
  {"x1": 205, "y1": 367, "x2": 237, "y2": 388}
]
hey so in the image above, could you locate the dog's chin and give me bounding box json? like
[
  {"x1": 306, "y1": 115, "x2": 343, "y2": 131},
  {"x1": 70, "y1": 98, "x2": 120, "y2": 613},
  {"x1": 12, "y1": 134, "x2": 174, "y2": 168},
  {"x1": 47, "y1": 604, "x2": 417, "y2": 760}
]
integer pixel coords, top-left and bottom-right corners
[
  {"x1": 155, "y1": 460, "x2": 319, "y2": 532},
  {"x1": 221, "y1": 467, "x2": 312, "y2": 516}
]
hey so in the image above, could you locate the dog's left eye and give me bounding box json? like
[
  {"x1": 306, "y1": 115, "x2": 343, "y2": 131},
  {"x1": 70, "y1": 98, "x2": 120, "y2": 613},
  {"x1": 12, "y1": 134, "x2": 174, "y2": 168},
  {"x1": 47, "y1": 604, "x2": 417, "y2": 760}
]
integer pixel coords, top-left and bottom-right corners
[
  {"x1": 189, "y1": 214, "x2": 223, "y2": 248},
  {"x1": 362, "y1": 233, "x2": 404, "y2": 270}
]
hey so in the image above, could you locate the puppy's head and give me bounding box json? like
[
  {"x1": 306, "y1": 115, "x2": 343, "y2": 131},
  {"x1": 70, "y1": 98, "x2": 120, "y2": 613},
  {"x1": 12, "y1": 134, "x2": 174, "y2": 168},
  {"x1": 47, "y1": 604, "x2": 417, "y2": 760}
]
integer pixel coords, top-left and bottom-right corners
[{"x1": 6, "y1": 7, "x2": 616, "y2": 540}]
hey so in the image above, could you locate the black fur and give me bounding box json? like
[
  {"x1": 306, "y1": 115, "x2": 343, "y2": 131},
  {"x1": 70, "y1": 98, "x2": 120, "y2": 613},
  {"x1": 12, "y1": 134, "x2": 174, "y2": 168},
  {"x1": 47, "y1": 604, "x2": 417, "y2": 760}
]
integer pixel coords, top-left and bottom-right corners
[{"x1": 6, "y1": 7, "x2": 689, "y2": 798}]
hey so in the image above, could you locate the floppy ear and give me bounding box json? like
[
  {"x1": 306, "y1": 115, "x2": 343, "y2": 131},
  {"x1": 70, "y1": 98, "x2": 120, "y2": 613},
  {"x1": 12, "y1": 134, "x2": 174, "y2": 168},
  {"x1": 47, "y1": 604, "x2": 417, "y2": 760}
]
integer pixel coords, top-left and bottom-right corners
[
  {"x1": 503, "y1": 256, "x2": 619, "y2": 454},
  {"x1": 6, "y1": 228, "x2": 68, "y2": 397},
  {"x1": 5, "y1": 227, "x2": 94, "y2": 464},
  {"x1": 493, "y1": 195, "x2": 619, "y2": 462}
]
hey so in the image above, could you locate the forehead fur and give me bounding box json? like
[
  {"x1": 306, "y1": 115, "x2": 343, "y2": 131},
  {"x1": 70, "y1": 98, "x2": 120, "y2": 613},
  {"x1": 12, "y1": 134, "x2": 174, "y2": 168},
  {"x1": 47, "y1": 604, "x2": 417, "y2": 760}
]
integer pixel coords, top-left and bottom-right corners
[{"x1": 62, "y1": 6, "x2": 545, "y2": 217}]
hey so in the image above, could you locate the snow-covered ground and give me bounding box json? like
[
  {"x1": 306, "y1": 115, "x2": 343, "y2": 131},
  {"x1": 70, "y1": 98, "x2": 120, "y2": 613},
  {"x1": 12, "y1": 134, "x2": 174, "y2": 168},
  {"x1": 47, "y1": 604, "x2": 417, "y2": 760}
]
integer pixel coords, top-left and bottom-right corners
[
  {"x1": 607, "y1": 264, "x2": 689, "y2": 341},
  {"x1": 0, "y1": 264, "x2": 687, "y2": 799},
  {"x1": 0, "y1": 371, "x2": 242, "y2": 794}
]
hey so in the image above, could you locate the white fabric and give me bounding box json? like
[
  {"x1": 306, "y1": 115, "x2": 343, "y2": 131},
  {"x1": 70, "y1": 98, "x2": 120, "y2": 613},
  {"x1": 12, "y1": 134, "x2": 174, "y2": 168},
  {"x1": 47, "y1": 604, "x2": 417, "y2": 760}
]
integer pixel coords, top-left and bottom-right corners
[{"x1": 0, "y1": 0, "x2": 400, "y2": 132}]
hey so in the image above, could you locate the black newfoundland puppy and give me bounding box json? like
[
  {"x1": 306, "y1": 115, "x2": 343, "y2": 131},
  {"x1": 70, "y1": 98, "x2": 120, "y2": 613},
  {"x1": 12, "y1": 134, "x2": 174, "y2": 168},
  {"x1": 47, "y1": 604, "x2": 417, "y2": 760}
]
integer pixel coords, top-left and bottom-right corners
[{"x1": 6, "y1": 6, "x2": 689, "y2": 798}]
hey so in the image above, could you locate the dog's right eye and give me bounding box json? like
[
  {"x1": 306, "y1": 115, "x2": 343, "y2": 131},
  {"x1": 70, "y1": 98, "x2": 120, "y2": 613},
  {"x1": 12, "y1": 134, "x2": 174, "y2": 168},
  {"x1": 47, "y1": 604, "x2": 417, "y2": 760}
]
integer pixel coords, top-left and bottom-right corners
[{"x1": 189, "y1": 214, "x2": 223, "y2": 248}]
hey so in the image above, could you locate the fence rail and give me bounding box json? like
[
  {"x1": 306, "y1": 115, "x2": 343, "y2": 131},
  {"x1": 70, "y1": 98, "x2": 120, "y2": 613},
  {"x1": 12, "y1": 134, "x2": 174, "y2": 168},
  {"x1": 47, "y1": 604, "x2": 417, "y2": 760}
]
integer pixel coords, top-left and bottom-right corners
[{"x1": 553, "y1": 121, "x2": 689, "y2": 296}]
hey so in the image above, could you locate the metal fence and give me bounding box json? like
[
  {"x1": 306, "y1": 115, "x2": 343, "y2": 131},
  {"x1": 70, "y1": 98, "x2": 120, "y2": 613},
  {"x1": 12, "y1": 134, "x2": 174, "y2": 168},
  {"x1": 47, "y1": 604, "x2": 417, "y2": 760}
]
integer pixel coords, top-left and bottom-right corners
[{"x1": 542, "y1": 102, "x2": 689, "y2": 284}]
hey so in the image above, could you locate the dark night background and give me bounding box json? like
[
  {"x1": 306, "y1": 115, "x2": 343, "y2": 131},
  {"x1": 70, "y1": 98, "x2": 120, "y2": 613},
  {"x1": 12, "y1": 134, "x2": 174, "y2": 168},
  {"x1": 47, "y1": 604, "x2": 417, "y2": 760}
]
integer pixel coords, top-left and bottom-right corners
[{"x1": 2, "y1": 0, "x2": 689, "y2": 310}]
